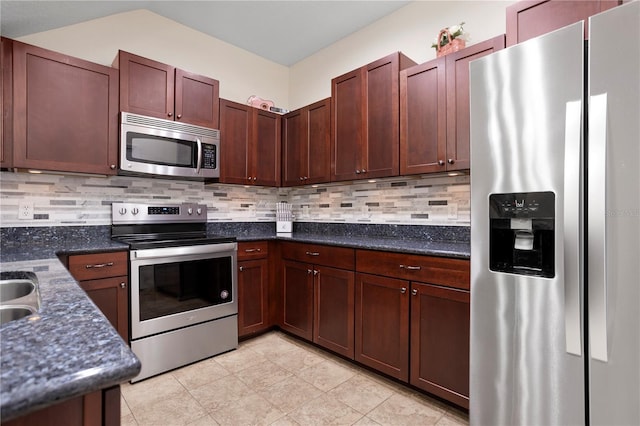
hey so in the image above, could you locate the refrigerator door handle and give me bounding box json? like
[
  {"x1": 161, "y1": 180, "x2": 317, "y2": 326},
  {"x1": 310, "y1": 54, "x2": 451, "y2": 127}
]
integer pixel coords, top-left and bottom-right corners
[
  {"x1": 588, "y1": 93, "x2": 609, "y2": 362},
  {"x1": 563, "y1": 100, "x2": 583, "y2": 357}
]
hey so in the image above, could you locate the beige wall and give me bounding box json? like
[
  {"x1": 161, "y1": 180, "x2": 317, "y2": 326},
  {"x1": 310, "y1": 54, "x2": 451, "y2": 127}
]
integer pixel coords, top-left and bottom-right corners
[
  {"x1": 16, "y1": 9, "x2": 290, "y2": 108},
  {"x1": 16, "y1": 1, "x2": 514, "y2": 111},
  {"x1": 289, "y1": 1, "x2": 514, "y2": 109}
]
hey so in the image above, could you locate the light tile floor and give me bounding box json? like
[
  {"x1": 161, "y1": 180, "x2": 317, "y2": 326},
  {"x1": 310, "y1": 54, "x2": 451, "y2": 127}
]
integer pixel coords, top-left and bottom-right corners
[{"x1": 121, "y1": 331, "x2": 469, "y2": 426}]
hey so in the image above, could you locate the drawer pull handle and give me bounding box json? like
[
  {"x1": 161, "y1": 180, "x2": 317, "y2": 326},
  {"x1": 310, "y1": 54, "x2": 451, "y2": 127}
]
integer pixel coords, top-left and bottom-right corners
[
  {"x1": 400, "y1": 287, "x2": 407, "y2": 294},
  {"x1": 85, "y1": 262, "x2": 114, "y2": 269},
  {"x1": 399, "y1": 264, "x2": 421, "y2": 271},
  {"x1": 306, "y1": 251, "x2": 320, "y2": 256},
  {"x1": 244, "y1": 248, "x2": 262, "y2": 253}
]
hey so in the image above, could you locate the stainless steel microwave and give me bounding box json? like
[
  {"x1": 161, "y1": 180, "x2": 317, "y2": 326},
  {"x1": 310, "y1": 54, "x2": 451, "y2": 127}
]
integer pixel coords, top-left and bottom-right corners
[{"x1": 120, "y1": 112, "x2": 219, "y2": 179}]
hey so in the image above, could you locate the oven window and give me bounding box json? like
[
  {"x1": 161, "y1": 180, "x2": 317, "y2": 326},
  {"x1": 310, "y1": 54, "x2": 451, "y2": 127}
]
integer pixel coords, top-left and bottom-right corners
[
  {"x1": 127, "y1": 132, "x2": 196, "y2": 167},
  {"x1": 138, "y1": 256, "x2": 233, "y2": 321}
]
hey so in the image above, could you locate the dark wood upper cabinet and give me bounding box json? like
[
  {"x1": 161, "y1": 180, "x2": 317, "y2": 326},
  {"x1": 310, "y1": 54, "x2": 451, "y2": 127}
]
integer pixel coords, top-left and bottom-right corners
[
  {"x1": 506, "y1": 0, "x2": 621, "y2": 46},
  {"x1": 219, "y1": 99, "x2": 281, "y2": 186},
  {"x1": 8, "y1": 39, "x2": 118, "y2": 175},
  {"x1": 400, "y1": 35, "x2": 505, "y2": 175},
  {"x1": 1, "y1": 37, "x2": 13, "y2": 168},
  {"x1": 332, "y1": 52, "x2": 417, "y2": 182},
  {"x1": 282, "y1": 98, "x2": 331, "y2": 186},
  {"x1": 116, "y1": 50, "x2": 219, "y2": 128}
]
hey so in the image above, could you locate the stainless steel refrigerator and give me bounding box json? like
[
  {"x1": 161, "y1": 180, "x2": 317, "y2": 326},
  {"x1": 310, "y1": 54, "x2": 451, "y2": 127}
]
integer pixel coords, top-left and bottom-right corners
[{"x1": 469, "y1": 2, "x2": 639, "y2": 425}]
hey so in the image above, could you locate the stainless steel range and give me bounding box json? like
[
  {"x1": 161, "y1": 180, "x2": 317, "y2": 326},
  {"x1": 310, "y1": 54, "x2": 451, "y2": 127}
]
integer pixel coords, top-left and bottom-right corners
[{"x1": 112, "y1": 202, "x2": 238, "y2": 382}]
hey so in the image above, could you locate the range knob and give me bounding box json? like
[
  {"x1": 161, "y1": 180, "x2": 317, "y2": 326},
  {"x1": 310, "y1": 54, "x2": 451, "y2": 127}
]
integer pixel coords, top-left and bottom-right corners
[
  {"x1": 118, "y1": 207, "x2": 127, "y2": 215},
  {"x1": 131, "y1": 208, "x2": 139, "y2": 215},
  {"x1": 196, "y1": 208, "x2": 203, "y2": 215},
  {"x1": 187, "y1": 208, "x2": 193, "y2": 215},
  {"x1": 220, "y1": 290, "x2": 229, "y2": 300}
]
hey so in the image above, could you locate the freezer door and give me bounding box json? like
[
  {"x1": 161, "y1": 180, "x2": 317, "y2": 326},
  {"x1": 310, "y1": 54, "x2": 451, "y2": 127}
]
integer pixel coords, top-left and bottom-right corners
[
  {"x1": 469, "y1": 23, "x2": 586, "y2": 425},
  {"x1": 587, "y1": 2, "x2": 640, "y2": 425}
]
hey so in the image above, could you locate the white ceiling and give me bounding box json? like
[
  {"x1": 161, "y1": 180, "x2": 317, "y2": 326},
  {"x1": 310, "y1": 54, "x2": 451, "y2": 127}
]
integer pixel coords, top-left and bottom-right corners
[{"x1": 0, "y1": 1, "x2": 411, "y2": 66}]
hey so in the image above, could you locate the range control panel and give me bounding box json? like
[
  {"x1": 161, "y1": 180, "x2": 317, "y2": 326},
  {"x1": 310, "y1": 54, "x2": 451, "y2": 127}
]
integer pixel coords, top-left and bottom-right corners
[{"x1": 112, "y1": 202, "x2": 206, "y2": 224}]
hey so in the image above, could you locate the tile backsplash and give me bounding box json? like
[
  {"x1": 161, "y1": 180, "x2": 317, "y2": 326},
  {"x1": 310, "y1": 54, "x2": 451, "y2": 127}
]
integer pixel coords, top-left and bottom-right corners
[{"x1": 0, "y1": 172, "x2": 469, "y2": 227}]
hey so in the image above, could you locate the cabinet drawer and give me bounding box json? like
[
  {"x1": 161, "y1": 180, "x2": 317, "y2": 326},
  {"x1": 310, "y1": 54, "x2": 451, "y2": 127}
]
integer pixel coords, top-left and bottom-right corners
[
  {"x1": 356, "y1": 250, "x2": 469, "y2": 290},
  {"x1": 281, "y1": 241, "x2": 354, "y2": 270},
  {"x1": 238, "y1": 241, "x2": 269, "y2": 260},
  {"x1": 68, "y1": 251, "x2": 128, "y2": 281}
]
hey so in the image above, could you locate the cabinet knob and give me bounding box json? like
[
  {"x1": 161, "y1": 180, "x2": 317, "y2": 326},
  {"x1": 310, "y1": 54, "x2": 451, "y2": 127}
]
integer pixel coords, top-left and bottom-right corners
[
  {"x1": 438, "y1": 160, "x2": 445, "y2": 166},
  {"x1": 303, "y1": 176, "x2": 308, "y2": 180},
  {"x1": 400, "y1": 287, "x2": 407, "y2": 294},
  {"x1": 110, "y1": 164, "x2": 116, "y2": 170},
  {"x1": 168, "y1": 112, "x2": 173, "y2": 117},
  {"x1": 120, "y1": 282, "x2": 126, "y2": 289},
  {"x1": 355, "y1": 169, "x2": 361, "y2": 174},
  {"x1": 448, "y1": 158, "x2": 455, "y2": 164},
  {"x1": 313, "y1": 270, "x2": 319, "y2": 276},
  {"x1": 239, "y1": 266, "x2": 244, "y2": 272},
  {"x1": 247, "y1": 176, "x2": 252, "y2": 181},
  {"x1": 307, "y1": 269, "x2": 313, "y2": 275},
  {"x1": 300, "y1": 177, "x2": 304, "y2": 181},
  {"x1": 412, "y1": 289, "x2": 418, "y2": 296},
  {"x1": 361, "y1": 169, "x2": 366, "y2": 173},
  {"x1": 253, "y1": 177, "x2": 257, "y2": 181},
  {"x1": 177, "y1": 114, "x2": 182, "y2": 119}
]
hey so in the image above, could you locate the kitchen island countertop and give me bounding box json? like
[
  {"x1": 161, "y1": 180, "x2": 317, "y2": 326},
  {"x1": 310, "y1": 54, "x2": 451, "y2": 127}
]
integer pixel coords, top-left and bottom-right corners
[{"x1": 0, "y1": 227, "x2": 139, "y2": 422}]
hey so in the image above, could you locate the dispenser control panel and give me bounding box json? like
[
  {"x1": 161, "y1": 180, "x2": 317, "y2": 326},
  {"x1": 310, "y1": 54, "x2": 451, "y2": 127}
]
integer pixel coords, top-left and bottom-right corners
[{"x1": 490, "y1": 192, "x2": 555, "y2": 219}]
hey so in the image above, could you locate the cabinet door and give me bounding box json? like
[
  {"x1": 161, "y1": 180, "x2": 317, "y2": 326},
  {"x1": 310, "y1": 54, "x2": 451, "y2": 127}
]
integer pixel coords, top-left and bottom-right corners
[
  {"x1": 355, "y1": 272, "x2": 409, "y2": 381},
  {"x1": 331, "y1": 68, "x2": 364, "y2": 182},
  {"x1": 1, "y1": 38, "x2": 12, "y2": 168},
  {"x1": 400, "y1": 58, "x2": 447, "y2": 175},
  {"x1": 364, "y1": 53, "x2": 401, "y2": 179},
  {"x1": 118, "y1": 51, "x2": 174, "y2": 120},
  {"x1": 12, "y1": 41, "x2": 119, "y2": 175},
  {"x1": 80, "y1": 276, "x2": 129, "y2": 343},
  {"x1": 253, "y1": 108, "x2": 281, "y2": 186},
  {"x1": 220, "y1": 99, "x2": 252, "y2": 184},
  {"x1": 282, "y1": 108, "x2": 306, "y2": 186},
  {"x1": 282, "y1": 260, "x2": 314, "y2": 341},
  {"x1": 314, "y1": 266, "x2": 355, "y2": 359},
  {"x1": 238, "y1": 258, "x2": 269, "y2": 337},
  {"x1": 445, "y1": 35, "x2": 505, "y2": 171},
  {"x1": 175, "y1": 69, "x2": 219, "y2": 129},
  {"x1": 306, "y1": 98, "x2": 331, "y2": 184},
  {"x1": 410, "y1": 282, "x2": 470, "y2": 408},
  {"x1": 506, "y1": 0, "x2": 620, "y2": 46}
]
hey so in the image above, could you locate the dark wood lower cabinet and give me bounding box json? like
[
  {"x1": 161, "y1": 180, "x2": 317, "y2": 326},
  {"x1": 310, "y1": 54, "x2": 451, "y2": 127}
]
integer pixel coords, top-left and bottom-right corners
[
  {"x1": 410, "y1": 282, "x2": 470, "y2": 408},
  {"x1": 281, "y1": 260, "x2": 314, "y2": 340},
  {"x1": 2, "y1": 386, "x2": 120, "y2": 426},
  {"x1": 238, "y1": 258, "x2": 270, "y2": 337},
  {"x1": 314, "y1": 266, "x2": 354, "y2": 359},
  {"x1": 80, "y1": 276, "x2": 129, "y2": 343},
  {"x1": 355, "y1": 272, "x2": 409, "y2": 381}
]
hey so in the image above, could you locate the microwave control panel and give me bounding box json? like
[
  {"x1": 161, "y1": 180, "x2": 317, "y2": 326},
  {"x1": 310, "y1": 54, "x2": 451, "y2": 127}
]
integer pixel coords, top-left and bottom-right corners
[{"x1": 202, "y1": 144, "x2": 217, "y2": 169}]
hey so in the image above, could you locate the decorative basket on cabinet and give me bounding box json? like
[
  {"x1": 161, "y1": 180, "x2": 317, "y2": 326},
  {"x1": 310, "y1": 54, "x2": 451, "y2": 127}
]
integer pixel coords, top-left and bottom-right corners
[{"x1": 432, "y1": 22, "x2": 468, "y2": 57}]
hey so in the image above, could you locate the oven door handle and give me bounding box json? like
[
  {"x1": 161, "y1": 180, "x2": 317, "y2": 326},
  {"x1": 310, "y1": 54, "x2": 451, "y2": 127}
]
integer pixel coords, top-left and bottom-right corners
[{"x1": 132, "y1": 242, "x2": 237, "y2": 260}]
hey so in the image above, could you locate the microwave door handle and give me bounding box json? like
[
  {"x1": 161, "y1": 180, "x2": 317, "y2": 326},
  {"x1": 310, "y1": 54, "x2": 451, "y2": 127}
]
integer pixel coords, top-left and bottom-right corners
[{"x1": 196, "y1": 137, "x2": 203, "y2": 174}]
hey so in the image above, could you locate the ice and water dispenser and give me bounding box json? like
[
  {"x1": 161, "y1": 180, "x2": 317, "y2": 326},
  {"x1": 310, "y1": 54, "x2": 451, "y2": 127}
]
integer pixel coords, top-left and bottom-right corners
[{"x1": 489, "y1": 192, "x2": 555, "y2": 278}]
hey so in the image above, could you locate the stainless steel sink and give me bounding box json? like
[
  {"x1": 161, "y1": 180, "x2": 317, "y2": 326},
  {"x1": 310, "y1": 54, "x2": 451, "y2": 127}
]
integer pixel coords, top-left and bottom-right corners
[
  {"x1": 0, "y1": 279, "x2": 37, "y2": 303},
  {"x1": 0, "y1": 306, "x2": 37, "y2": 324},
  {"x1": 0, "y1": 271, "x2": 41, "y2": 325}
]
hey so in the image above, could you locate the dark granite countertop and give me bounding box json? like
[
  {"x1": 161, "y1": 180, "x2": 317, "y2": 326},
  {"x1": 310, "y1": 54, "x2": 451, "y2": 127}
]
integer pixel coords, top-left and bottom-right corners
[
  {"x1": 0, "y1": 222, "x2": 468, "y2": 420},
  {"x1": 0, "y1": 227, "x2": 139, "y2": 422}
]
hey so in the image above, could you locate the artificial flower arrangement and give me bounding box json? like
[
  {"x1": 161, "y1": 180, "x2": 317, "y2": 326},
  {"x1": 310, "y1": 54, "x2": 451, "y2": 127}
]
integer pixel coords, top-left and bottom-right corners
[{"x1": 431, "y1": 22, "x2": 469, "y2": 57}]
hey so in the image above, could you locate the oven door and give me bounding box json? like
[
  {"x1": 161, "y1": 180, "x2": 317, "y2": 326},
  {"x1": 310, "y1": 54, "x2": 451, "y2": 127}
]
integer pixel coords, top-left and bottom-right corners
[{"x1": 129, "y1": 242, "x2": 237, "y2": 340}]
